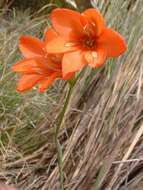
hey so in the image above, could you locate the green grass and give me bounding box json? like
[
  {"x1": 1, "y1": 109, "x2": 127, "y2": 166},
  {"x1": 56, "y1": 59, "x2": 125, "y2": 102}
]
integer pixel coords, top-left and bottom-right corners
[{"x1": 0, "y1": 8, "x2": 62, "y2": 155}]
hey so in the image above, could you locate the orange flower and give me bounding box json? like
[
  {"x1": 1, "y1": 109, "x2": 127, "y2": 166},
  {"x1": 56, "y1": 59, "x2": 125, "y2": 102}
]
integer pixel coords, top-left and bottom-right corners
[
  {"x1": 46, "y1": 8, "x2": 127, "y2": 78},
  {"x1": 12, "y1": 29, "x2": 73, "y2": 92}
]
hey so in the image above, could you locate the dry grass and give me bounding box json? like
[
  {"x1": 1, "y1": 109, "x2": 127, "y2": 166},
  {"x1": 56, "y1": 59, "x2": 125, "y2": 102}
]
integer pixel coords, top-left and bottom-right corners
[{"x1": 0, "y1": 0, "x2": 143, "y2": 190}]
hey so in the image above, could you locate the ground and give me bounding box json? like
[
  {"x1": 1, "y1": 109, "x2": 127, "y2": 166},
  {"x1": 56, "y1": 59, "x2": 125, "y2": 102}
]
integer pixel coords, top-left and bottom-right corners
[{"x1": 0, "y1": 0, "x2": 143, "y2": 190}]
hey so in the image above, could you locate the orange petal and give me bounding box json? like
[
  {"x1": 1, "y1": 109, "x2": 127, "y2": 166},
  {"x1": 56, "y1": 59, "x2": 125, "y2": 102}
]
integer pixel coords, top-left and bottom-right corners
[
  {"x1": 38, "y1": 72, "x2": 60, "y2": 92},
  {"x1": 62, "y1": 50, "x2": 86, "y2": 78},
  {"x1": 44, "y1": 28, "x2": 58, "y2": 43},
  {"x1": 17, "y1": 74, "x2": 42, "y2": 92},
  {"x1": 12, "y1": 59, "x2": 44, "y2": 74},
  {"x1": 82, "y1": 8, "x2": 105, "y2": 36},
  {"x1": 97, "y1": 28, "x2": 127, "y2": 57},
  {"x1": 46, "y1": 36, "x2": 79, "y2": 53},
  {"x1": 51, "y1": 8, "x2": 83, "y2": 40},
  {"x1": 13, "y1": 57, "x2": 61, "y2": 74},
  {"x1": 35, "y1": 56, "x2": 61, "y2": 72},
  {"x1": 84, "y1": 49, "x2": 107, "y2": 68},
  {"x1": 19, "y1": 35, "x2": 45, "y2": 58}
]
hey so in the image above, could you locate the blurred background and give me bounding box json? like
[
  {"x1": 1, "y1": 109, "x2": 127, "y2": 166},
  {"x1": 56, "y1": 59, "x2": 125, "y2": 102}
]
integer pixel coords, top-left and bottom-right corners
[{"x1": 0, "y1": 0, "x2": 143, "y2": 190}]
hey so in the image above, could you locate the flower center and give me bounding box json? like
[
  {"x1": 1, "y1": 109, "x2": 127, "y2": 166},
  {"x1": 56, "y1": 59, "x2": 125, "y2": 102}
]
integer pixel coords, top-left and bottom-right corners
[{"x1": 83, "y1": 38, "x2": 95, "y2": 49}]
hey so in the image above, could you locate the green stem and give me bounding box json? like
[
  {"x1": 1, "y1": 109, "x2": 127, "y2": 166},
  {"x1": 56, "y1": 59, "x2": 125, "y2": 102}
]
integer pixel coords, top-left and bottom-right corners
[
  {"x1": 55, "y1": 68, "x2": 86, "y2": 189},
  {"x1": 55, "y1": 84, "x2": 73, "y2": 190}
]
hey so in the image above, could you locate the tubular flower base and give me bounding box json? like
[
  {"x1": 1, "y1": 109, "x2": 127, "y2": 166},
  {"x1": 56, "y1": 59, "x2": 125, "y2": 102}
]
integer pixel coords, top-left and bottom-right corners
[
  {"x1": 12, "y1": 29, "x2": 74, "y2": 93},
  {"x1": 46, "y1": 8, "x2": 127, "y2": 78}
]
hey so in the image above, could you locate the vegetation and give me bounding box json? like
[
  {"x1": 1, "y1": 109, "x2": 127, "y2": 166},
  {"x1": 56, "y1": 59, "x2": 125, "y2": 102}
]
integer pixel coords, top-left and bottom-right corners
[{"x1": 0, "y1": 0, "x2": 143, "y2": 189}]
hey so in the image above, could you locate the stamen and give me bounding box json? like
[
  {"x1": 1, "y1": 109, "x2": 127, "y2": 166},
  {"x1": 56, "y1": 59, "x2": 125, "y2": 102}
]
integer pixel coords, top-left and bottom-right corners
[
  {"x1": 91, "y1": 22, "x2": 96, "y2": 27},
  {"x1": 83, "y1": 24, "x2": 88, "y2": 31}
]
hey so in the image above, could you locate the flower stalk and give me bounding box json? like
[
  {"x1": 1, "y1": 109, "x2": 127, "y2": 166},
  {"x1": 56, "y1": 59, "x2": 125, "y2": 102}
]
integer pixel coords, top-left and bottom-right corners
[{"x1": 55, "y1": 83, "x2": 74, "y2": 190}]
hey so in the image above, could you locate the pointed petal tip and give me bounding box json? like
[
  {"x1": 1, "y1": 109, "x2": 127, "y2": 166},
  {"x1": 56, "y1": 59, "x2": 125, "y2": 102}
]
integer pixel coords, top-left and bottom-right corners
[
  {"x1": 18, "y1": 35, "x2": 45, "y2": 58},
  {"x1": 16, "y1": 86, "x2": 26, "y2": 93},
  {"x1": 38, "y1": 87, "x2": 46, "y2": 93}
]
